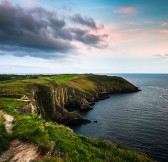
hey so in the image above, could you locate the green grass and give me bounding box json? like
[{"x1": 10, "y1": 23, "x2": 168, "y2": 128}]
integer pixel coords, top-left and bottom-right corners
[
  {"x1": 0, "y1": 97, "x2": 27, "y2": 109},
  {"x1": 0, "y1": 107, "x2": 153, "y2": 161},
  {"x1": 0, "y1": 74, "x2": 138, "y2": 99},
  {"x1": 44, "y1": 74, "x2": 81, "y2": 83},
  {"x1": 85, "y1": 74, "x2": 137, "y2": 91},
  {"x1": 47, "y1": 125, "x2": 152, "y2": 162},
  {"x1": 0, "y1": 74, "x2": 149, "y2": 161},
  {"x1": 0, "y1": 112, "x2": 10, "y2": 155},
  {"x1": 11, "y1": 112, "x2": 153, "y2": 162},
  {"x1": 0, "y1": 97, "x2": 28, "y2": 116},
  {"x1": 13, "y1": 114, "x2": 51, "y2": 152}
]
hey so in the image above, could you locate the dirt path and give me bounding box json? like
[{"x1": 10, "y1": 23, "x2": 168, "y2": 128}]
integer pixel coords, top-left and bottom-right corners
[
  {"x1": 3, "y1": 114, "x2": 14, "y2": 134},
  {"x1": 0, "y1": 140, "x2": 39, "y2": 162},
  {"x1": 0, "y1": 113, "x2": 39, "y2": 162}
]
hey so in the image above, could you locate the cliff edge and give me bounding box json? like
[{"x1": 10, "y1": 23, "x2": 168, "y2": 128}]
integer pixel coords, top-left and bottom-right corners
[
  {"x1": 0, "y1": 74, "x2": 138, "y2": 124},
  {"x1": 0, "y1": 74, "x2": 154, "y2": 162},
  {"x1": 0, "y1": 74, "x2": 139, "y2": 124}
]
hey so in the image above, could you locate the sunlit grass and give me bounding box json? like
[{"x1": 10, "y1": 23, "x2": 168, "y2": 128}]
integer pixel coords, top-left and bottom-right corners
[
  {"x1": 12, "y1": 113, "x2": 153, "y2": 161},
  {"x1": 0, "y1": 98, "x2": 27, "y2": 109},
  {"x1": 0, "y1": 74, "x2": 138, "y2": 100},
  {"x1": 0, "y1": 74, "x2": 147, "y2": 161}
]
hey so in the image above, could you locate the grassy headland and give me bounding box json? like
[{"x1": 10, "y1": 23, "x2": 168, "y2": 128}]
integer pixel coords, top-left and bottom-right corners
[{"x1": 0, "y1": 74, "x2": 153, "y2": 161}]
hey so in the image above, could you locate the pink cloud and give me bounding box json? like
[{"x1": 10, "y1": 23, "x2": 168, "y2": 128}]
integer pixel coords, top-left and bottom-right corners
[
  {"x1": 161, "y1": 22, "x2": 168, "y2": 27},
  {"x1": 113, "y1": 7, "x2": 138, "y2": 15},
  {"x1": 160, "y1": 30, "x2": 168, "y2": 34},
  {"x1": 89, "y1": 23, "x2": 123, "y2": 45}
]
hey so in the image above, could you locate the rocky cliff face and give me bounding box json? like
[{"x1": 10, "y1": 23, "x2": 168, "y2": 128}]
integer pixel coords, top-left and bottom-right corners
[
  {"x1": 0, "y1": 74, "x2": 139, "y2": 124},
  {"x1": 32, "y1": 84, "x2": 95, "y2": 124},
  {"x1": 30, "y1": 76, "x2": 139, "y2": 124}
]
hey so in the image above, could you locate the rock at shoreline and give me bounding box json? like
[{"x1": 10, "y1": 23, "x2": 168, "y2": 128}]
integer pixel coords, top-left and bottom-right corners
[{"x1": 80, "y1": 98, "x2": 93, "y2": 111}]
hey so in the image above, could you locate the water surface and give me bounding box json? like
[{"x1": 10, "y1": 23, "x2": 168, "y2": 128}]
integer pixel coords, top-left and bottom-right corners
[{"x1": 70, "y1": 74, "x2": 168, "y2": 162}]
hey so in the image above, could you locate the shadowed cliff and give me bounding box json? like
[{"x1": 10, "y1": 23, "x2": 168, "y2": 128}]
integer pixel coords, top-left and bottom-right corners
[
  {"x1": 0, "y1": 74, "x2": 154, "y2": 162},
  {"x1": 0, "y1": 74, "x2": 139, "y2": 124}
]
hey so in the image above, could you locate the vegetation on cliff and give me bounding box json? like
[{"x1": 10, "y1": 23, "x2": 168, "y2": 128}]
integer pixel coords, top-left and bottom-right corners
[
  {"x1": 0, "y1": 74, "x2": 139, "y2": 123},
  {"x1": 0, "y1": 74, "x2": 153, "y2": 161},
  {"x1": 0, "y1": 109, "x2": 152, "y2": 162}
]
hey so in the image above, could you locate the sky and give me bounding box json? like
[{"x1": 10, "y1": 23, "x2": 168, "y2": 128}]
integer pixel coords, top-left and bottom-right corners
[{"x1": 0, "y1": 0, "x2": 168, "y2": 74}]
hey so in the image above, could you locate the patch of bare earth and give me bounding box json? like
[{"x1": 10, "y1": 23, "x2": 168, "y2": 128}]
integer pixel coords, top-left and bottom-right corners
[
  {"x1": 0, "y1": 113, "x2": 40, "y2": 162},
  {"x1": 0, "y1": 140, "x2": 39, "y2": 162},
  {"x1": 0, "y1": 113, "x2": 60, "y2": 162},
  {"x1": 3, "y1": 114, "x2": 14, "y2": 134}
]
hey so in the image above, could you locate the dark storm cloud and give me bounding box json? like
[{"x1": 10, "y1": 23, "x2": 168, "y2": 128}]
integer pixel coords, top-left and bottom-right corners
[
  {"x1": 70, "y1": 28, "x2": 89, "y2": 36},
  {"x1": 0, "y1": 1, "x2": 107, "y2": 59},
  {"x1": 71, "y1": 13, "x2": 100, "y2": 29},
  {"x1": 67, "y1": 28, "x2": 107, "y2": 47},
  {"x1": 0, "y1": 1, "x2": 72, "y2": 54},
  {"x1": 75, "y1": 34, "x2": 100, "y2": 45},
  {"x1": 0, "y1": 44, "x2": 72, "y2": 59}
]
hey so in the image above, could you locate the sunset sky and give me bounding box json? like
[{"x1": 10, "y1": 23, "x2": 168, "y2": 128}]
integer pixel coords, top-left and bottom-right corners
[{"x1": 0, "y1": 0, "x2": 168, "y2": 73}]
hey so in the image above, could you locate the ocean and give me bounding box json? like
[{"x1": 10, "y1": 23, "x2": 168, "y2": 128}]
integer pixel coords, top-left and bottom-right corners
[{"x1": 70, "y1": 74, "x2": 168, "y2": 162}]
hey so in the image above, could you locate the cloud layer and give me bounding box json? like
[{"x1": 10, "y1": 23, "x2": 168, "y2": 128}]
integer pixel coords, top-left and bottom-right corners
[
  {"x1": 71, "y1": 14, "x2": 98, "y2": 29},
  {"x1": 0, "y1": 1, "x2": 107, "y2": 59}
]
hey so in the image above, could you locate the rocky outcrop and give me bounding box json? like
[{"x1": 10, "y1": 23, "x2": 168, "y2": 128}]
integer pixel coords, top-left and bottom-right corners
[
  {"x1": 32, "y1": 85, "x2": 91, "y2": 124},
  {"x1": 80, "y1": 98, "x2": 92, "y2": 111},
  {"x1": 98, "y1": 92, "x2": 110, "y2": 100},
  {"x1": 0, "y1": 140, "x2": 39, "y2": 162},
  {"x1": 30, "y1": 77, "x2": 139, "y2": 124},
  {"x1": 20, "y1": 95, "x2": 30, "y2": 101},
  {"x1": 0, "y1": 74, "x2": 140, "y2": 124}
]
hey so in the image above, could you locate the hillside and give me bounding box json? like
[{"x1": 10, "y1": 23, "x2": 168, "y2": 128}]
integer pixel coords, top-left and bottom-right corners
[
  {"x1": 0, "y1": 74, "x2": 139, "y2": 124},
  {"x1": 0, "y1": 74, "x2": 153, "y2": 162}
]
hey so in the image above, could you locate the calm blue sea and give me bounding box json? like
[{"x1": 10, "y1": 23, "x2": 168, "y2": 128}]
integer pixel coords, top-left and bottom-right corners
[{"x1": 70, "y1": 74, "x2": 168, "y2": 162}]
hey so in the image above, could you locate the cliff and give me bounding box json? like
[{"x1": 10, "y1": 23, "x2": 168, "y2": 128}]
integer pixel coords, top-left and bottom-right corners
[
  {"x1": 0, "y1": 74, "x2": 139, "y2": 124},
  {"x1": 0, "y1": 111, "x2": 152, "y2": 162},
  {"x1": 0, "y1": 74, "x2": 154, "y2": 162}
]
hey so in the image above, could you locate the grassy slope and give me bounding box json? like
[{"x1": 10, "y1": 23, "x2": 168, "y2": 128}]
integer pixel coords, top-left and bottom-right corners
[
  {"x1": 0, "y1": 74, "x2": 138, "y2": 98},
  {"x1": 10, "y1": 111, "x2": 152, "y2": 162},
  {"x1": 0, "y1": 74, "x2": 153, "y2": 161}
]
